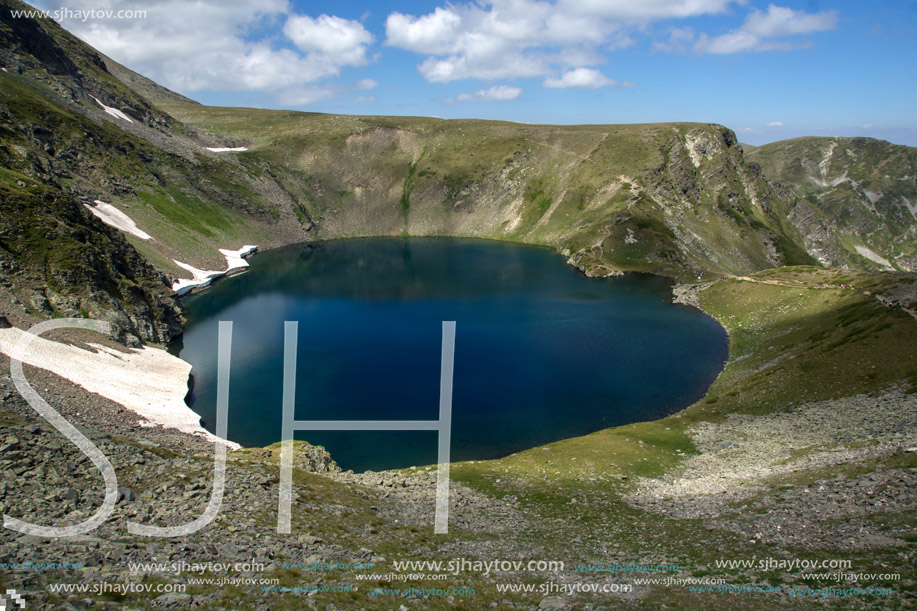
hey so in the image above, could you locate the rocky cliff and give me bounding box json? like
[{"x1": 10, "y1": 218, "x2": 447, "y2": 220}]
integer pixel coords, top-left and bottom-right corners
[{"x1": 749, "y1": 136, "x2": 917, "y2": 272}]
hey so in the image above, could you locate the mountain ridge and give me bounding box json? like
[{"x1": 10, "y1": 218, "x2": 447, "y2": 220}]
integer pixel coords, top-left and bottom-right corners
[
  {"x1": 2, "y1": 0, "x2": 916, "y2": 345},
  {"x1": 1, "y1": 3, "x2": 916, "y2": 609},
  {"x1": 748, "y1": 136, "x2": 917, "y2": 272}
]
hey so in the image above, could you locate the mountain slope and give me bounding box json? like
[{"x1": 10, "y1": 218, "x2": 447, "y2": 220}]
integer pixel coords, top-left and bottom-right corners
[
  {"x1": 160, "y1": 104, "x2": 816, "y2": 279},
  {"x1": 0, "y1": 0, "x2": 818, "y2": 346},
  {"x1": 0, "y1": 0, "x2": 313, "y2": 341},
  {"x1": 749, "y1": 136, "x2": 917, "y2": 271},
  {"x1": 1, "y1": 0, "x2": 911, "y2": 342},
  {"x1": 1, "y1": 4, "x2": 916, "y2": 609}
]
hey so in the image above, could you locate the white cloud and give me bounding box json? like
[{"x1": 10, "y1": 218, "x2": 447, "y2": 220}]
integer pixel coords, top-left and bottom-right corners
[
  {"x1": 742, "y1": 4, "x2": 837, "y2": 37},
  {"x1": 862, "y1": 123, "x2": 874, "y2": 129},
  {"x1": 283, "y1": 14, "x2": 373, "y2": 67},
  {"x1": 767, "y1": 121, "x2": 783, "y2": 127},
  {"x1": 385, "y1": 0, "x2": 673, "y2": 83},
  {"x1": 693, "y1": 4, "x2": 837, "y2": 54},
  {"x1": 276, "y1": 85, "x2": 337, "y2": 107},
  {"x1": 543, "y1": 67, "x2": 618, "y2": 89},
  {"x1": 386, "y1": 1, "x2": 567, "y2": 83},
  {"x1": 557, "y1": 0, "x2": 736, "y2": 19},
  {"x1": 606, "y1": 34, "x2": 637, "y2": 51},
  {"x1": 275, "y1": 80, "x2": 381, "y2": 107},
  {"x1": 419, "y1": 54, "x2": 549, "y2": 83},
  {"x1": 450, "y1": 85, "x2": 524, "y2": 104},
  {"x1": 653, "y1": 27, "x2": 696, "y2": 53},
  {"x1": 385, "y1": 7, "x2": 464, "y2": 54},
  {"x1": 33, "y1": 0, "x2": 374, "y2": 99},
  {"x1": 384, "y1": 1, "x2": 795, "y2": 84}
]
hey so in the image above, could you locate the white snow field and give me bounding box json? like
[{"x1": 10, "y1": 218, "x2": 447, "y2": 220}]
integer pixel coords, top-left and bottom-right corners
[
  {"x1": 84, "y1": 200, "x2": 152, "y2": 240},
  {"x1": 0, "y1": 326, "x2": 239, "y2": 448},
  {"x1": 89, "y1": 95, "x2": 135, "y2": 123}
]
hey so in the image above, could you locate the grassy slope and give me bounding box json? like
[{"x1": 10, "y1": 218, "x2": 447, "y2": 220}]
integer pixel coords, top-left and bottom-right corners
[
  {"x1": 0, "y1": 73, "x2": 303, "y2": 281},
  {"x1": 444, "y1": 267, "x2": 917, "y2": 608},
  {"x1": 749, "y1": 137, "x2": 917, "y2": 272},
  {"x1": 159, "y1": 103, "x2": 812, "y2": 281}
]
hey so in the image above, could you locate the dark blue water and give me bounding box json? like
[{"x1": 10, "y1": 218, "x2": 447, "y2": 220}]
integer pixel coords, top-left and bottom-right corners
[{"x1": 177, "y1": 238, "x2": 727, "y2": 472}]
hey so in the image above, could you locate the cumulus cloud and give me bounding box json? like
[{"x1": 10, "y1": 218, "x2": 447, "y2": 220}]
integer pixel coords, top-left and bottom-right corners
[
  {"x1": 33, "y1": 0, "x2": 374, "y2": 98},
  {"x1": 692, "y1": 4, "x2": 838, "y2": 54},
  {"x1": 384, "y1": 1, "x2": 792, "y2": 84},
  {"x1": 283, "y1": 14, "x2": 374, "y2": 66},
  {"x1": 449, "y1": 85, "x2": 524, "y2": 104},
  {"x1": 385, "y1": 7, "x2": 464, "y2": 55},
  {"x1": 543, "y1": 68, "x2": 621, "y2": 89},
  {"x1": 385, "y1": 0, "x2": 632, "y2": 83},
  {"x1": 767, "y1": 121, "x2": 784, "y2": 127},
  {"x1": 387, "y1": 1, "x2": 568, "y2": 82}
]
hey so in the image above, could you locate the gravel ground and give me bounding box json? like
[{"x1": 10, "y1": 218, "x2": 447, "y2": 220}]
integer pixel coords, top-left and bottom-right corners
[{"x1": 626, "y1": 386, "x2": 917, "y2": 549}]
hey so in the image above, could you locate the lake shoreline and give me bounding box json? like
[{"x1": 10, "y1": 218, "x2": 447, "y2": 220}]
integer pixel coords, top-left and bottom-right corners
[
  {"x1": 178, "y1": 237, "x2": 729, "y2": 469},
  {"x1": 1, "y1": 236, "x2": 729, "y2": 460}
]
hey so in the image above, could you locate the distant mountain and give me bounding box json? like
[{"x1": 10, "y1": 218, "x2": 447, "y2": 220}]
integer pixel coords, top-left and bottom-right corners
[{"x1": 749, "y1": 137, "x2": 917, "y2": 271}]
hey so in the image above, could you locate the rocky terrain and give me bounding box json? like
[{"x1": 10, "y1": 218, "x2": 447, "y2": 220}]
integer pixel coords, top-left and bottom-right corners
[
  {"x1": 748, "y1": 137, "x2": 917, "y2": 272},
  {"x1": 1, "y1": 0, "x2": 916, "y2": 608},
  {"x1": 627, "y1": 387, "x2": 916, "y2": 543}
]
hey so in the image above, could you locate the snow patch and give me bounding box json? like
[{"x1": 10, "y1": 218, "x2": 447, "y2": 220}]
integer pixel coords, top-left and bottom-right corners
[
  {"x1": 205, "y1": 147, "x2": 248, "y2": 152},
  {"x1": 0, "y1": 327, "x2": 238, "y2": 448},
  {"x1": 172, "y1": 261, "x2": 224, "y2": 296},
  {"x1": 172, "y1": 245, "x2": 257, "y2": 296},
  {"x1": 219, "y1": 245, "x2": 258, "y2": 271},
  {"x1": 854, "y1": 245, "x2": 894, "y2": 270},
  {"x1": 89, "y1": 95, "x2": 134, "y2": 124},
  {"x1": 84, "y1": 200, "x2": 151, "y2": 240}
]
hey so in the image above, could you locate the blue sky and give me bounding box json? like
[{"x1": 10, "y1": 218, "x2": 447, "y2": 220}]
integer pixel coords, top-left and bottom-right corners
[{"x1": 35, "y1": 0, "x2": 917, "y2": 145}]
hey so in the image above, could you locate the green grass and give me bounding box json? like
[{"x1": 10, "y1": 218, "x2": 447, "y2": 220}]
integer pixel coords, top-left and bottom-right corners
[
  {"x1": 688, "y1": 269, "x2": 917, "y2": 418},
  {"x1": 147, "y1": 104, "x2": 807, "y2": 278},
  {"x1": 137, "y1": 187, "x2": 231, "y2": 239},
  {"x1": 400, "y1": 151, "x2": 424, "y2": 226}
]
